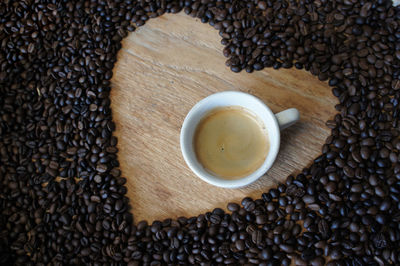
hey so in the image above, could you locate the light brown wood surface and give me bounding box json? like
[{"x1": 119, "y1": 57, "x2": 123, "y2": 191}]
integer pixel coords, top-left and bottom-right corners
[{"x1": 110, "y1": 13, "x2": 337, "y2": 222}]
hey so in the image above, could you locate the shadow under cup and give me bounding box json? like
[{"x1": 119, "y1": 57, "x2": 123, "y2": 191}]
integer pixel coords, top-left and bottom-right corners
[{"x1": 180, "y1": 91, "x2": 281, "y2": 189}]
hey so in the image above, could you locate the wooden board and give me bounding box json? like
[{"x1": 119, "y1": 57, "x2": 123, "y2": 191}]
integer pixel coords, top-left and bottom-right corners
[{"x1": 110, "y1": 13, "x2": 337, "y2": 222}]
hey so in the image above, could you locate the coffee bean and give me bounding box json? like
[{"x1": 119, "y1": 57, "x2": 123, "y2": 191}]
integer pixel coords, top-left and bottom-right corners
[
  {"x1": 252, "y1": 230, "x2": 263, "y2": 245},
  {"x1": 310, "y1": 256, "x2": 325, "y2": 266},
  {"x1": 348, "y1": 103, "x2": 360, "y2": 115},
  {"x1": 279, "y1": 244, "x2": 294, "y2": 253},
  {"x1": 286, "y1": 184, "x2": 305, "y2": 197},
  {"x1": 256, "y1": 215, "x2": 267, "y2": 225},
  {"x1": 103, "y1": 203, "x2": 112, "y2": 214},
  {"x1": 258, "y1": 1, "x2": 267, "y2": 10},
  {"x1": 96, "y1": 164, "x2": 108, "y2": 173},
  {"x1": 235, "y1": 240, "x2": 245, "y2": 251},
  {"x1": 329, "y1": 247, "x2": 342, "y2": 260},
  {"x1": 227, "y1": 202, "x2": 239, "y2": 212},
  {"x1": 380, "y1": 199, "x2": 391, "y2": 211},
  {"x1": 318, "y1": 219, "x2": 330, "y2": 238},
  {"x1": 209, "y1": 214, "x2": 221, "y2": 224},
  {"x1": 303, "y1": 195, "x2": 315, "y2": 204}
]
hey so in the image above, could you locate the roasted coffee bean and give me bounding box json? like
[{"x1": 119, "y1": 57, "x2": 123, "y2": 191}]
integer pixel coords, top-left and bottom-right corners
[
  {"x1": 318, "y1": 219, "x2": 330, "y2": 238},
  {"x1": 310, "y1": 256, "x2": 325, "y2": 266},
  {"x1": 242, "y1": 197, "x2": 256, "y2": 212},
  {"x1": 279, "y1": 244, "x2": 294, "y2": 253},
  {"x1": 252, "y1": 230, "x2": 263, "y2": 245},
  {"x1": 227, "y1": 202, "x2": 239, "y2": 212},
  {"x1": 256, "y1": 215, "x2": 267, "y2": 225},
  {"x1": 235, "y1": 240, "x2": 245, "y2": 251}
]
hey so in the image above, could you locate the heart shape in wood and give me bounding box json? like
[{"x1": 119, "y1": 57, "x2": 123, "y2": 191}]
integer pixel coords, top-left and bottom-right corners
[{"x1": 111, "y1": 13, "x2": 336, "y2": 221}]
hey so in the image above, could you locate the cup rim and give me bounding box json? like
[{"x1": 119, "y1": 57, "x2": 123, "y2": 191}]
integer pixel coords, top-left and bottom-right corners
[{"x1": 180, "y1": 91, "x2": 281, "y2": 188}]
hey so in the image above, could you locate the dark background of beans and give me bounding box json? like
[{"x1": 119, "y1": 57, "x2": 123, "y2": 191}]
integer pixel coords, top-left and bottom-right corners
[{"x1": 1, "y1": 0, "x2": 400, "y2": 265}]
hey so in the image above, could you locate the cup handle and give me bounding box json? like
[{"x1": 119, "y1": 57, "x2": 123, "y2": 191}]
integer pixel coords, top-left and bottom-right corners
[{"x1": 275, "y1": 108, "x2": 300, "y2": 130}]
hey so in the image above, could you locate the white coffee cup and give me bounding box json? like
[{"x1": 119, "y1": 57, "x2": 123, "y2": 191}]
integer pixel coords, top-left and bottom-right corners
[{"x1": 180, "y1": 91, "x2": 299, "y2": 188}]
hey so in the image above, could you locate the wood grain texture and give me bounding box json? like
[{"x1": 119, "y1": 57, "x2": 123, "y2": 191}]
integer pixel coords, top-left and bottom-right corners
[{"x1": 110, "y1": 13, "x2": 337, "y2": 222}]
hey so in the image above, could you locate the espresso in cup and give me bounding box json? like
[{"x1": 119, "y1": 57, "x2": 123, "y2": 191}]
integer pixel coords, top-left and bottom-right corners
[
  {"x1": 181, "y1": 91, "x2": 299, "y2": 188},
  {"x1": 193, "y1": 106, "x2": 269, "y2": 180}
]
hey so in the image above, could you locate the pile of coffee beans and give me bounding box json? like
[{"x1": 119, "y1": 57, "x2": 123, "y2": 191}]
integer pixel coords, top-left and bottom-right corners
[{"x1": 1, "y1": 0, "x2": 400, "y2": 265}]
